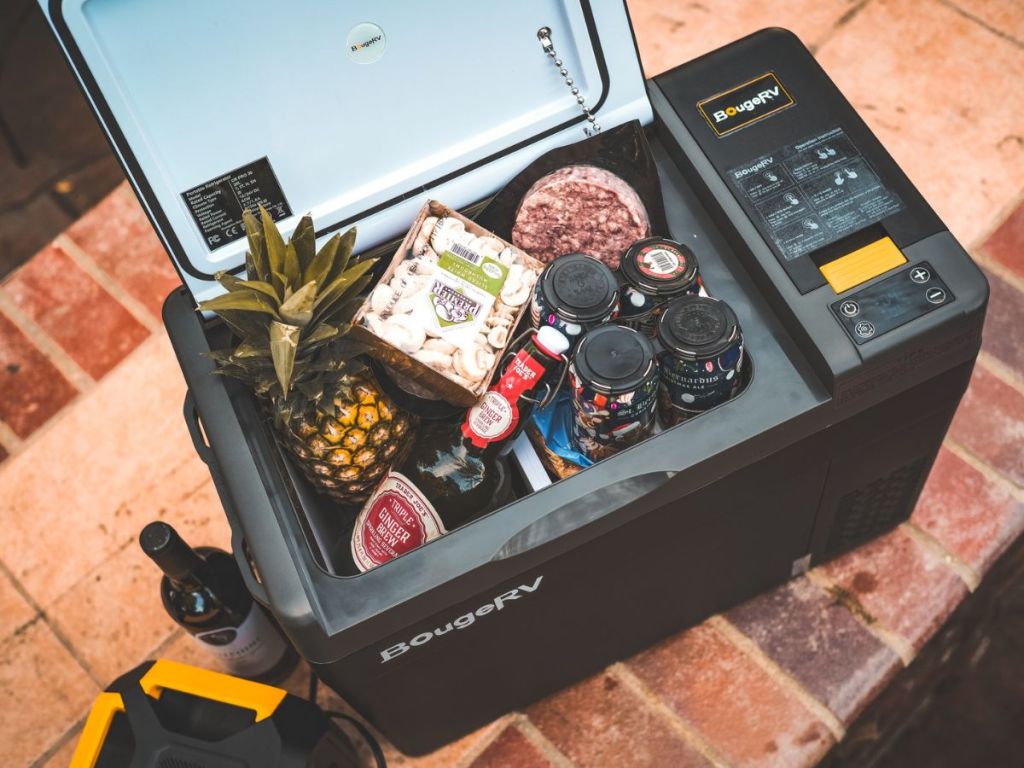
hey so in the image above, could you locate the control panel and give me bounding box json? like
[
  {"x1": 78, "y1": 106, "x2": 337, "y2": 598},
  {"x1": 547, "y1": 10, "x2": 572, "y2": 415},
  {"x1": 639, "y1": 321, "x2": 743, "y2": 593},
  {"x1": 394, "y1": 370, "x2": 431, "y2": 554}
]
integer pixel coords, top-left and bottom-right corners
[{"x1": 830, "y1": 262, "x2": 953, "y2": 344}]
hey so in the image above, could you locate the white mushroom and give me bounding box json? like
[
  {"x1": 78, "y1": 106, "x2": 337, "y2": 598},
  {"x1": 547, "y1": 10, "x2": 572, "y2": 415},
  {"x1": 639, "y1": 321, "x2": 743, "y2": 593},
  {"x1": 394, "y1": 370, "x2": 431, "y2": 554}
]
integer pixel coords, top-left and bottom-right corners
[
  {"x1": 429, "y1": 216, "x2": 468, "y2": 254},
  {"x1": 370, "y1": 283, "x2": 397, "y2": 316},
  {"x1": 380, "y1": 314, "x2": 426, "y2": 354},
  {"x1": 412, "y1": 348, "x2": 453, "y2": 369},
  {"x1": 497, "y1": 247, "x2": 517, "y2": 266},
  {"x1": 487, "y1": 325, "x2": 510, "y2": 349},
  {"x1": 420, "y1": 215, "x2": 439, "y2": 239},
  {"x1": 444, "y1": 371, "x2": 476, "y2": 390},
  {"x1": 362, "y1": 312, "x2": 387, "y2": 337},
  {"x1": 470, "y1": 236, "x2": 504, "y2": 259},
  {"x1": 423, "y1": 338, "x2": 456, "y2": 354},
  {"x1": 453, "y1": 346, "x2": 496, "y2": 382},
  {"x1": 486, "y1": 312, "x2": 513, "y2": 328},
  {"x1": 500, "y1": 264, "x2": 532, "y2": 307}
]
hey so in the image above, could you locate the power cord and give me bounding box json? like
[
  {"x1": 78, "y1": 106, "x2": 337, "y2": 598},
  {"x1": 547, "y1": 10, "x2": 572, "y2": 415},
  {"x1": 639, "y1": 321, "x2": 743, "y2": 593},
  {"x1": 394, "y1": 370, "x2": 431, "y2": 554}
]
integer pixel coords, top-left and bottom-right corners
[{"x1": 308, "y1": 670, "x2": 387, "y2": 768}]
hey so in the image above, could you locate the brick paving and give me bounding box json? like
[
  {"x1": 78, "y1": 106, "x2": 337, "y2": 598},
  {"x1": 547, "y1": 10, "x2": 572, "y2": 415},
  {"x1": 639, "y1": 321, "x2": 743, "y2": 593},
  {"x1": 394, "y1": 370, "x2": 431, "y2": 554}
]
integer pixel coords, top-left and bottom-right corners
[{"x1": 2, "y1": 1, "x2": 1024, "y2": 766}]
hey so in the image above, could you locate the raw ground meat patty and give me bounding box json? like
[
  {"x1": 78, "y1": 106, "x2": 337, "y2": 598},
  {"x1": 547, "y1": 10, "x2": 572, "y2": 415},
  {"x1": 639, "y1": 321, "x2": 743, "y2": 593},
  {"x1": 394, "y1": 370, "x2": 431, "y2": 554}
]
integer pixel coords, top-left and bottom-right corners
[{"x1": 512, "y1": 165, "x2": 650, "y2": 269}]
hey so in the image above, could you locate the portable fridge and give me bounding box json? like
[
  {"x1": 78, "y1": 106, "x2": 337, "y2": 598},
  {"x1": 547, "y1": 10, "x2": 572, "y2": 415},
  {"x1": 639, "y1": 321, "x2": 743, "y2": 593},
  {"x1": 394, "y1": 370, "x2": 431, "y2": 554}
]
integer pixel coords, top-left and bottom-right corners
[{"x1": 42, "y1": 1, "x2": 987, "y2": 755}]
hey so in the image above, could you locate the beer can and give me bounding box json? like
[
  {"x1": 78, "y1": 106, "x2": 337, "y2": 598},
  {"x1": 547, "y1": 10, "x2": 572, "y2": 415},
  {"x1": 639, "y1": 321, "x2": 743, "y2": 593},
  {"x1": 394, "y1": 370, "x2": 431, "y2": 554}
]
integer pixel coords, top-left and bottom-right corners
[
  {"x1": 617, "y1": 237, "x2": 701, "y2": 337},
  {"x1": 531, "y1": 253, "x2": 619, "y2": 344},
  {"x1": 656, "y1": 295, "x2": 744, "y2": 426},
  {"x1": 568, "y1": 324, "x2": 658, "y2": 461}
]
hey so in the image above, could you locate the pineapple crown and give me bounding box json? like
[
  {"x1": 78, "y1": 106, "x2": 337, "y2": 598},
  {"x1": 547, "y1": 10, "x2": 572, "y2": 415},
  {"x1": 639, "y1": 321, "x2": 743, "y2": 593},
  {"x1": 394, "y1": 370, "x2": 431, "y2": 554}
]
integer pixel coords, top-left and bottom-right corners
[{"x1": 198, "y1": 206, "x2": 376, "y2": 418}]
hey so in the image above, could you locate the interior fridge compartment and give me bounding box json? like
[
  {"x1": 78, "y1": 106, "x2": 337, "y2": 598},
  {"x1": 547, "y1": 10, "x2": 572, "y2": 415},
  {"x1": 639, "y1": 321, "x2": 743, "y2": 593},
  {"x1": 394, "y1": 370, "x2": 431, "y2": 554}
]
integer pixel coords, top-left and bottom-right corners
[{"x1": 169, "y1": 138, "x2": 827, "y2": 601}]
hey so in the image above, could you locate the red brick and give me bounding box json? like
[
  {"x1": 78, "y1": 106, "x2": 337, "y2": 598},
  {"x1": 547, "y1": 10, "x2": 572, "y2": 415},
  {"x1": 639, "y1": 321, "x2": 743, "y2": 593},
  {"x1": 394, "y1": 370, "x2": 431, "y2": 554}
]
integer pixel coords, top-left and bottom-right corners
[
  {"x1": 470, "y1": 726, "x2": 554, "y2": 768},
  {"x1": 726, "y1": 577, "x2": 901, "y2": 724},
  {"x1": 982, "y1": 201, "x2": 1024, "y2": 278},
  {"x1": 816, "y1": 527, "x2": 967, "y2": 651},
  {"x1": 913, "y1": 448, "x2": 1024, "y2": 575},
  {"x1": 0, "y1": 311, "x2": 77, "y2": 437},
  {"x1": 66, "y1": 184, "x2": 179, "y2": 317},
  {"x1": 980, "y1": 271, "x2": 1024, "y2": 377},
  {"x1": 628, "y1": 624, "x2": 834, "y2": 767},
  {"x1": 4, "y1": 244, "x2": 149, "y2": 379},
  {"x1": 527, "y1": 671, "x2": 710, "y2": 767},
  {"x1": 950, "y1": 366, "x2": 1024, "y2": 487}
]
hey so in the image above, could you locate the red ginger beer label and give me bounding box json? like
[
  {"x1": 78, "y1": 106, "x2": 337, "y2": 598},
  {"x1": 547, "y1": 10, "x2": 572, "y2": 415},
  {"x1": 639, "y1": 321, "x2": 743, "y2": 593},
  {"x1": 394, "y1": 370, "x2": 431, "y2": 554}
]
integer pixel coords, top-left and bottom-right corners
[
  {"x1": 351, "y1": 472, "x2": 446, "y2": 571},
  {"x1": 463, "y1": 348, "x2": 547, "y2": 448}
]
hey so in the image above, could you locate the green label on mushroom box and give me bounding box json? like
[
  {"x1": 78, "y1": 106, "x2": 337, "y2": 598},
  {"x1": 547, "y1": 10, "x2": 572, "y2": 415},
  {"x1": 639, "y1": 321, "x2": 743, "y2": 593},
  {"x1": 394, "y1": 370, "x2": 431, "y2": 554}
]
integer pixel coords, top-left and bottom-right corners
[{"x1": 425, "y1": 244, "x2": 509, "y2": 343}]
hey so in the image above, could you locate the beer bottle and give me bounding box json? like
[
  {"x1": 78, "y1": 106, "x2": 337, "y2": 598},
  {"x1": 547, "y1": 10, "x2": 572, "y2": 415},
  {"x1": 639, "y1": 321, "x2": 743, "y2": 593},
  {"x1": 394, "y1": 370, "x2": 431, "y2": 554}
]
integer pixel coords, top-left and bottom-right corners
[{"x1": 350, "y1": 326, "x2": 570, "y2": 571}]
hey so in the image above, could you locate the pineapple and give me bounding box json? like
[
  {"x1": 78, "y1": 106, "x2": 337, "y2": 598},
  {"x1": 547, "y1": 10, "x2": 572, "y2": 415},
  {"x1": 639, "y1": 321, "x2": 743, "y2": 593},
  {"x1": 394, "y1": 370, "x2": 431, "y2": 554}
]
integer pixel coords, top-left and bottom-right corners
[{"x1": 199, "y1": 207, "x2": 415, "y2": 504}]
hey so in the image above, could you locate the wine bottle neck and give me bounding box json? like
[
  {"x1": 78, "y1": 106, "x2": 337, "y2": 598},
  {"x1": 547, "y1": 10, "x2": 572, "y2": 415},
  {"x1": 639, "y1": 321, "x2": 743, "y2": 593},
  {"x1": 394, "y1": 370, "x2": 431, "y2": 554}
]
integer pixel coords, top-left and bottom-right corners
[{"x1": 140, "y1": 522, "x2": 214, "y2": 587}]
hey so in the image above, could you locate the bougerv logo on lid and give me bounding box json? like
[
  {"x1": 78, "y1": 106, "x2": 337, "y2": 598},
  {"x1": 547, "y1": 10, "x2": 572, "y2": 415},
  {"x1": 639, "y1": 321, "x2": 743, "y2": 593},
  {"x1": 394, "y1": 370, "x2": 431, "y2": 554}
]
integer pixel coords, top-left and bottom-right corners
[
  {"x1": 698, "y1": 72, "x2": 795, "y2": 137},
  {"x1": 346, "y1": 22, "x2": 387, "y2": 64}
]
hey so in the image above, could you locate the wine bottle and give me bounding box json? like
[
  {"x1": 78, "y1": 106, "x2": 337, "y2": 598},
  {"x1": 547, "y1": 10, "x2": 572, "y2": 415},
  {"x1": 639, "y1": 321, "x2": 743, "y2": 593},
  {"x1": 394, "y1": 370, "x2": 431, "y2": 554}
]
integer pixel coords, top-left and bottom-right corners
[
  {"x1": 139, "y1": 521, "x2": 297, "y2": 682},
  {"x1": 350, "y1": 325, "x2": 571, "y2": 571}
]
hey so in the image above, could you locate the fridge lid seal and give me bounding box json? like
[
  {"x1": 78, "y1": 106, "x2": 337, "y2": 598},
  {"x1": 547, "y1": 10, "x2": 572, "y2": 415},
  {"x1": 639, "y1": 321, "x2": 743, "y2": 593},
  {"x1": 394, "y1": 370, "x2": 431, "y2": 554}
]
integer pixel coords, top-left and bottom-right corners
[{"x1": 40, "y1": 0, "x2": 652, "y2": 305}]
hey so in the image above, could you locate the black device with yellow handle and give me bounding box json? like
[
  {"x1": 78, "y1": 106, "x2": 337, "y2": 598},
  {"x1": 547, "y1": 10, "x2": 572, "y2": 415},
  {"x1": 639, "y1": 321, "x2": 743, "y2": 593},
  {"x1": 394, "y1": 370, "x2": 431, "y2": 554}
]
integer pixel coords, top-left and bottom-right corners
[{"x1": 70, "y1": 660, "x2": 360, "y2": 768}]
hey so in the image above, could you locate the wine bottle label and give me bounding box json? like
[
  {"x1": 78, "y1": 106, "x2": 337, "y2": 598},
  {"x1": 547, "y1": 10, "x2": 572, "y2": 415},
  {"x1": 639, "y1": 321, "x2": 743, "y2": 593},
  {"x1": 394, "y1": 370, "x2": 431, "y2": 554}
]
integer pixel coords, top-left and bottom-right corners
[
  {"x1": 193, "y1": 603, "x2": 289, "y2": 678},
  {"x1": 351, "y1": 472, "x2": 446, "y2": 571},
  {"x1": 462, "y1": 347, "x2": 547, "y2": 448}
]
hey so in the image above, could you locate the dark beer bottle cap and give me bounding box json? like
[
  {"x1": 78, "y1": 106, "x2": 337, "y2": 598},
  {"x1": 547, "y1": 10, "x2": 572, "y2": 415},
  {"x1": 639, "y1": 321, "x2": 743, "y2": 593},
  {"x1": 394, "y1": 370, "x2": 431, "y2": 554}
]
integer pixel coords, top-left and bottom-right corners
[
  {"x1": 657, "y1": 295, "x2": 741, "y2": 360},
  {"x1": 573, "y1": 324, "x2": 656, "y2": 394},
  {"x1": 540, "y1": 254, "x2": 619, "y2": 323},
  {"x1": 620, "y1": 238, "x2": 699, "y2": 296}
]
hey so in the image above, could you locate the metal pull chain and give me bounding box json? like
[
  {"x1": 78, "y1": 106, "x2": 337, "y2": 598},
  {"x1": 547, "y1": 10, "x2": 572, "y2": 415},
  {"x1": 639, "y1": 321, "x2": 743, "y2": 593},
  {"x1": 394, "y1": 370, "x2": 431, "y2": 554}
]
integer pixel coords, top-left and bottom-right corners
[{"x1": 537, "y1": 26, "x2": 601, "y2": 136}]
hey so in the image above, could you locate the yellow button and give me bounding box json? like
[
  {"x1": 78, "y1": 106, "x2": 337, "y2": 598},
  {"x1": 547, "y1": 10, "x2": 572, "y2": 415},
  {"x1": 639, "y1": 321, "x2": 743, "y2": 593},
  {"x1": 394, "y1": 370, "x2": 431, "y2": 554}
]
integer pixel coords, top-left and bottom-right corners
[{"x1": 819, "y1": 237, "x2": 907, "y2": 293}]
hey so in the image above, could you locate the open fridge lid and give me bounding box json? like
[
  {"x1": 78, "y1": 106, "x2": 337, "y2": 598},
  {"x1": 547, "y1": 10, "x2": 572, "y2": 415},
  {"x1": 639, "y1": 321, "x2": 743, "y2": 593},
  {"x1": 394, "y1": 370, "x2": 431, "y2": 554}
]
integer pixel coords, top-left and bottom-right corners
[{"x1": 40, "y1": 0, "x2": 652, "y2": 304}]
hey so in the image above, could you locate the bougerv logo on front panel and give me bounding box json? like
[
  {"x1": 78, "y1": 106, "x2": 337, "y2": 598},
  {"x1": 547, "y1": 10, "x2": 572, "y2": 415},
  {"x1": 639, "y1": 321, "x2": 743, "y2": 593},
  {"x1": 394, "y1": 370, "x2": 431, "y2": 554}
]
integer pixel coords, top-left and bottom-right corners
[
  {"x1": 378, "y1": 575, "x2": 544, "y2": 662},
  {"x1": 698, "y1": 72, "x2": 795, "y2": 137}
]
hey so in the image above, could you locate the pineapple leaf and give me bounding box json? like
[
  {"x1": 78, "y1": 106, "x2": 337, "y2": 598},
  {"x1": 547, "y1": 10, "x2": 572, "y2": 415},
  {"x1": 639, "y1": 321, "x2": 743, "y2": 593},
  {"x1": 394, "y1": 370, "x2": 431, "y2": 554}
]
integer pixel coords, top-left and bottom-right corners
[
  {"x1": 301, "y1": 322, "x2": 339, "y2": 346},
  {"x1": 234, "y1": 338, "x2": 271, "y2": 358},
  {"x1": 199, "y1": 291, "x2": 280, "y2": 317},
  {"x1": 326, "y1": 227, "x2": 358, "y2": 284},
  {"x1": 270, "y1": 270, "x2": 288, "y2": 300},
  {"x1": 215, "y1": 272, "x2": 281, "y2": 305},
  {"x1": 243, "y1": 210, "x2": 269, "y2": 281},
  {"x1": 213, "y1": 309, "x2": 268, "y2": 340},
  {"x1": 290, "y1": 215, "x2": 316, "y2": 272},
  {"x1": 316, "y1": 277, "x2": 373, "y2": 326},
  {"x1": 261, "y1": 206, "x2": 288, "y2": 278},
  {"x1": 278, "y1": 280, "x2": 317, "y2": 327},
  {"x1": 283, "y1": 242, "x2": 301, "y2": 288},
  {"x1": 303, "y1": 233, "x2": 340, "y2": 287},
  {"x1": 313, "y1": 258, "x2": 377, "y2": 318},
  {"x1": 269, "y1": 321, "x2": 301, "y2": 397}
]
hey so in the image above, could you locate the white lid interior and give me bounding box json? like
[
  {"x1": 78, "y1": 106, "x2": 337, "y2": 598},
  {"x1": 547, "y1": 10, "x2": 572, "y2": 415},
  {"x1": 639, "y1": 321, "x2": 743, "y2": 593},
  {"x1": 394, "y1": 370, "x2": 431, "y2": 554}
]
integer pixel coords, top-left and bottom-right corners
[{"x1": 43, "y1": 0, "x2": 651, "y2": 304}]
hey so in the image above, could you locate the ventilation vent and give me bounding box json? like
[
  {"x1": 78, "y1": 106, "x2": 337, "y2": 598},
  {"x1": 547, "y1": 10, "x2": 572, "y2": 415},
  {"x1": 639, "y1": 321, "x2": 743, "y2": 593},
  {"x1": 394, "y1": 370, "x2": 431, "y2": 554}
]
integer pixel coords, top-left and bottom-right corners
[
  {"x1": 825, "y1": 457, "x2": 927, "y2": 556},
  {"x1": 159, "y1": 758, "x2": 207, "y2": 768}
]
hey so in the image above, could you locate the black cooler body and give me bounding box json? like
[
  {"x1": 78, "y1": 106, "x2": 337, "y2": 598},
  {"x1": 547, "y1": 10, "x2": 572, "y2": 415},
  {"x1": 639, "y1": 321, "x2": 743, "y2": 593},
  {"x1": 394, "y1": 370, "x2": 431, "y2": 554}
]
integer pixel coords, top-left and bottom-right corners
[{"x1": 43, "y1": 0, "x2": 986, "y2": 754}]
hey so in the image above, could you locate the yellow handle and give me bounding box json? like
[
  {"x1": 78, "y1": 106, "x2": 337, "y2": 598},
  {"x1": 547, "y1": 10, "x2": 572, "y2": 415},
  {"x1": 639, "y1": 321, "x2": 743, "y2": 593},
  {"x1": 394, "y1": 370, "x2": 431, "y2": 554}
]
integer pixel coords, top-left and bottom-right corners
[
  {"x1": 139, "y1": 659, "x2": 286, "y2": 722},
  {"x1": 70, "y1": 692, "x2": 125, "y2": 768}
]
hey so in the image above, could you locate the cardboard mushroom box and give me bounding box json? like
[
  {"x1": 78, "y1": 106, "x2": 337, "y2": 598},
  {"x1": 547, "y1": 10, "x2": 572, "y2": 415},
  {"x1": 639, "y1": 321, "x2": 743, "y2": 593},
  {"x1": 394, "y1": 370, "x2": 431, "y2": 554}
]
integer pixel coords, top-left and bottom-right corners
[{"x1": 351, "y1": 201, "x2": 543, "y2": 407}]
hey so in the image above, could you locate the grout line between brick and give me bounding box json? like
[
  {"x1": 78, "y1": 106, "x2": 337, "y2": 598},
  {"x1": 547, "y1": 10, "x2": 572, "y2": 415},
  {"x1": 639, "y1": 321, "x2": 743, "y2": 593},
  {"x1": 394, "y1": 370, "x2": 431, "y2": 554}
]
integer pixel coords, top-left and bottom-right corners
[
  {"x1": 0, "y1": 291, "x2": 94, "y2": 391},
  {"x1": 971, "y1": 183, "x2": 1024, "y2": 248},
  {"x1": 976, "y1": 351, "x2": 1024, "y2": 395},
  {"x1": 971, "y1": 248, "x2": 1024, "y2": 294},
  {"x1": 510, "y1": 715, "x2": 576, "y2": 768},
  {"x1": 55, "y1": 234, "x2": 162, "y2": 332},
  {"x1": 944, "y1": 438, "x2": 1024, "y2": 501},
  {"x1": 609, "y1": 662, "x2": 733, "y2": 767},
  {"x1": 0, "y1": 419, "x2": 23, "y2": 454},
  {"x1": 0, "y1": 332, "x2": 167, "y2": 476},
  {"x1": 450, "y1": 715, "x2": 519, "y2": 768},
  {"x1": 900, "y1": 520, "x2": 980, "y2": 591},
  {"x1": 938, "y1": 0, "x2": 1024, "y2": 50},
  {"x1": 809, "y1": 0, "x2": 873, "y2": 53},
  {"x1": 707, "y1": 616, "x2": 847, "y2": 740},
  {"x1": 0, "y1": 557, "x2": 104, "y2": 688},
  {"x1": 28, "y1": 712, "x2": 88, "y2": 768},
  {"x1": 804, "y1": 568, "x2": 916, "y2": 666}
]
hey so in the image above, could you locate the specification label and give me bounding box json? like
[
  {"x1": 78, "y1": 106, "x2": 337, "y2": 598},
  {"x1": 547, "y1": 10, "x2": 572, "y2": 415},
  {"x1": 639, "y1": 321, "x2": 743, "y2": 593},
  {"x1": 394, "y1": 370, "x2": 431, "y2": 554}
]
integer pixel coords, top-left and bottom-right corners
[
  {"x1": 728, "y1": 127, "x2": 903, "y2": 261},
  {"x1": 182, "y1": 157, "x2": 291, "y2": 250}
]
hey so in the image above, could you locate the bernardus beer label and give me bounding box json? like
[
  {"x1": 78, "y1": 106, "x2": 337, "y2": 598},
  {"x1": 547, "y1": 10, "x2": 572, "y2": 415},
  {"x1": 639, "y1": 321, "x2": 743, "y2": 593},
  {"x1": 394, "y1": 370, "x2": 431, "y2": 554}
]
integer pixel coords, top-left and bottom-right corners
[
  {"x1": 351, "y1": 472, "x2": 446, "y2": 571},
  {"x1": 463, "y1": 347, "x2": 546, "y2": 448}
]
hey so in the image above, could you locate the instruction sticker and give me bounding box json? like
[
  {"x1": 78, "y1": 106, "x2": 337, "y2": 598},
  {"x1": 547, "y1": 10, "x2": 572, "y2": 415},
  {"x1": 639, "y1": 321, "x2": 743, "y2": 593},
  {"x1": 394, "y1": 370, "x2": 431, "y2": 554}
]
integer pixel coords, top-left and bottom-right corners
[
  {"x1": 182, "y1": 157, "x2": 292, "y2": 250},
  {"x1": 728, "y1": 127, "x2": 903, "y2": 260}
]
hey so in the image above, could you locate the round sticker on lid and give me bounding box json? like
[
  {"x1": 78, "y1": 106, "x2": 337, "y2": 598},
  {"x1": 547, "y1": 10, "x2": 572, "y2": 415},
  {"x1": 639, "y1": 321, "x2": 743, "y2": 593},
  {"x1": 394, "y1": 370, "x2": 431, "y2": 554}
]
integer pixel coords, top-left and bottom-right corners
[
  {"x1": 346, "y1": 22, "x2": 387, "y2": 64},
  {"x1": 638, "y1": 245, "x2": 687, "y2": 279}
]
